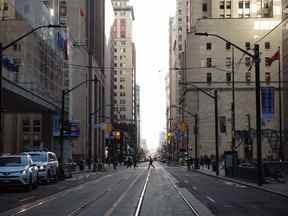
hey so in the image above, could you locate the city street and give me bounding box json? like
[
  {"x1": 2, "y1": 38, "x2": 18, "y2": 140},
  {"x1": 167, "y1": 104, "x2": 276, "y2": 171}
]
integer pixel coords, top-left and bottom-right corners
[
  {"x1": 1, "y1": 163, "x2": 288, "y2": 215},
  {"x1": 0, "y1": 163, "x2": 211, "y2": 216},
  {"x1": 165, "y1": 165, "x2": 288, "y2": 216}
]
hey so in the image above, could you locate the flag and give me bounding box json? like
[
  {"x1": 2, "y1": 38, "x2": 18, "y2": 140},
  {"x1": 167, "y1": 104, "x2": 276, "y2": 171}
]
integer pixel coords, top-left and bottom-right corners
[
  {"x1": 269, "y1": 50, "x2": 280, "y2": 65},
  {"x1": 80, "y1": 8, "x2": 85, "y2": 17}
]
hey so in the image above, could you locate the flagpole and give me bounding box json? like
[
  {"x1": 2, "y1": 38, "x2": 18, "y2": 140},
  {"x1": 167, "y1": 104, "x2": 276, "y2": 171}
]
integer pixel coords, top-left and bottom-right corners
[{"x1": 278, "y1": 46, "x2": 283, "y2": 161}]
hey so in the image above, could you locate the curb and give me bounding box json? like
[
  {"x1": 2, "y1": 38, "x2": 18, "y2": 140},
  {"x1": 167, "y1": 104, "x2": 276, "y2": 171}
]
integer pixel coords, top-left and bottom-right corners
[{"x1": 194, "y1": 169, "x2": 288, "y2": 199}]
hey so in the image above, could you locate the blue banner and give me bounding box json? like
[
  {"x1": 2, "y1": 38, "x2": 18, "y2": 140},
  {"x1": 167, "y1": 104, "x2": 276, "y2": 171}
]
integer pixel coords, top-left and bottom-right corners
[{"x1": 261, "y1": 87, "x2": 274, "y2": 121}]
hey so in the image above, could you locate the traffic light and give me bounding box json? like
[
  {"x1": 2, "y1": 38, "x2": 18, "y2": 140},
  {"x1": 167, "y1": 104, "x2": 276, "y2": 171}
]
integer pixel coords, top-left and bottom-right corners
[{"x1": 114, "y1": 131, "x2": 121, "y2": 140}]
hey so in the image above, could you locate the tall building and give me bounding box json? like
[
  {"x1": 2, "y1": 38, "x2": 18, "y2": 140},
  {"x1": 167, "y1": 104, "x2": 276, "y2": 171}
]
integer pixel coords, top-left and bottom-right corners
[
  {"x1": 112, "y1": 0, "x2": 137, "y2": 159},
  {"x1": 0, "y1": 0, "x2": 65, "y2": 154},
  {"x1": 168, "y1": 0, "x2": 284, "y2": 160}
]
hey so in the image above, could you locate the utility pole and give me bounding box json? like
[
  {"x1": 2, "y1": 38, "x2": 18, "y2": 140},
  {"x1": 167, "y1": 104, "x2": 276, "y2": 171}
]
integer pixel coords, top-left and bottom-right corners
[
  {"x1": 278, "y1": 47, "x2": 283, "y2": 161},
  {"x1": 194, "y1": 114, "x2": 199, "y2": 169},
  {"x1": 214, "y1": 90, "x2": 219, "y2": 176},
  {"x1": 231, "y1": 47, "x2": 236, "y2": 176}
]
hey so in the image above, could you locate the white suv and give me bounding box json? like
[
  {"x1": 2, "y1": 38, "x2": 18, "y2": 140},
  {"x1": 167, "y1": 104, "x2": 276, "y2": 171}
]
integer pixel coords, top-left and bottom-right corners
[
  {"x1": 0, "y1": 154, "x2": 38, "y2": 190},
  {"x1": 25, "y1": 151, "x2": 58, "y2": 183}
]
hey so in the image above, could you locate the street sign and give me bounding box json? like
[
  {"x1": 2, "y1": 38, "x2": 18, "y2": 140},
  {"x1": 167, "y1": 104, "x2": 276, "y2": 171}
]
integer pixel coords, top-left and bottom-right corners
[{"x1": 180, "y1": 121, "x2": 188, "y2": 132}]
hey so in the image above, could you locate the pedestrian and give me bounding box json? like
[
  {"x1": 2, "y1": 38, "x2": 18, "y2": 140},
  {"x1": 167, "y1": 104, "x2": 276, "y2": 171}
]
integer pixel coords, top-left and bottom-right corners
[
  {"x1": 148, "y1": 156, "x2": 155, "y2": 169},
  {"x1": 133, "y1": 158, "x2": 137, "y2": 168}
]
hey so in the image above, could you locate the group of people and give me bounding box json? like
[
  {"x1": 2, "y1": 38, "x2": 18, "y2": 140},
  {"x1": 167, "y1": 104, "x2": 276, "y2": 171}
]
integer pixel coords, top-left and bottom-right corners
[{"x1": 199, "y1": 155, "x2": 212, "y2": 169}]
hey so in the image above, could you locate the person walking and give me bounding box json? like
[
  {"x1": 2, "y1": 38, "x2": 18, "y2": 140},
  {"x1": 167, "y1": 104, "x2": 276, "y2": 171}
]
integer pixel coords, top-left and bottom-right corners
[{"x1": 148, "y1": 156, "x2": 155, "y2": 169}]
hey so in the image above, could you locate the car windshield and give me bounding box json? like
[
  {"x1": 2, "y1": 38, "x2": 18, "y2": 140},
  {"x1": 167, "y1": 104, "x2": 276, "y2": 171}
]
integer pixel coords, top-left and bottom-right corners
[
  {"x1": 29, "y1": 153, "x2": 47, "y2": 162},
  {"x1": 0, "y1": 157, "x2": 26, "y2": 167}
]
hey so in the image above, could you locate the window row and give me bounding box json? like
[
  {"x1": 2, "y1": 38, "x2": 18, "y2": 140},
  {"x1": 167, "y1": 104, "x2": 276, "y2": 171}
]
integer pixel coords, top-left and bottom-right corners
[
  {"x1": 205, "y1": 42, "x2": 270, "y2": 50},
  {"x1": 205, "y1": 72, "x2": 271, "y2": 83}
]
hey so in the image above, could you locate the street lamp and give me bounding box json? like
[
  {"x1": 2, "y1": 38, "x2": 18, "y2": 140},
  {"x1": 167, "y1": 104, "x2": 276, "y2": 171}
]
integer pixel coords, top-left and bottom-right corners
[
  {"x1": 195, "y1": 32, "x2": 263, "y2": 186},
  {"x1": 179, "y1": 84, "x2": 219, "y2": 175},
  {"x1": 59, "y1": 78, "x2": 98, "y2": 165},
  {"x1": 0, "y1": 24, "x2": 65, "y2": 152}
]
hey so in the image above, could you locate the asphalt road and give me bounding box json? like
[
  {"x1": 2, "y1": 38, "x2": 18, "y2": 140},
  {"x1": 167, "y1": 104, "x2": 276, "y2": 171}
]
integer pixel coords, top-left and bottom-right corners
[
  {"x1": 165, "y1": 165, "x2": 288, "y2": 216},
  {"x1": 0, "y1": 163, "x2": 206, "y2": 216}
]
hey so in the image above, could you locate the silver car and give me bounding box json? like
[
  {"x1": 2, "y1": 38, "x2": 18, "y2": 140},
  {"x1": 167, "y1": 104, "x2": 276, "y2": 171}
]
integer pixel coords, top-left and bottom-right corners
[
  {"x1": 25, "y1": 151, "x2": 59, "y2": 183},
  {"x1": 0, "y1": 154, "x2": 38, "y2": 190}
]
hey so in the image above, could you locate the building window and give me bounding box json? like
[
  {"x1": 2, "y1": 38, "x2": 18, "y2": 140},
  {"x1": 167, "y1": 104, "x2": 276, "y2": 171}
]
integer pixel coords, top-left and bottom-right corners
[
  {"x1": 226, "y1": 14, "x2": 231, "y2": 18},
  {"x1": 246, "y1": 72, "x2": 251, "y2": 82},
  {"x1": 226, "y1": 57, "x2": 232, "y2": 67},
  {"x1": 206, "y1": 58, "x2": 212, "y2": 67},
  {"x1": 244, "y1": 13, "x2": 250, "y2": 17},
  {"x1": 114, "y1": 85, "x2": 117, "y2": 89},
  {"x1": 239, "y1": 1, "x2": 244, "y2": 9},
  {"x1": 265, "y1": 57, "x2": 271, "y2": 66},
  {"x1": 245, "y1": 42, "x2": 251, "y2": 50},
  {"x1": 206, "y1": 43, "x2": 212, "y2": 50},
  {"x1": 226, "y1": 1, "x2": 231, "y2": 9},
  {"x1": 226, "y1": 72, "x2": 231, "y2": 82},
  {"x1": 265, "y1": 72, "x2": 271, "y2": 83},
  {"x1": 23, "y1": 120, "x2": 30, "y2": 132},
  {"x1": 178, "y1": 9, "x2": 182, "y2": 15},
  {"x1": 120, "y1": 92, "x2": 125, "y2": 96},
  {"x1": 245, "y1": 57, "x2": 251, "y2": 66},
  {"x1": 220, "y1": 14, "x2": 225, "y2": 18},
  {"x1": 245, "y1": 1, "x2": 250, "y2": 8},
  {"x1": 120, "y1": 77, "x2": 125, "y2": 82},
  {"x1": 120, "y1": 85, "x2": 124, "y2": 89},
  {"x1": 265, "y1": 42, "x2": 270, "y2": 49},
  {"x1": 120, "y1": 107, "x2": 126, "y2": 111},
  {"x1": 202, "y1": 3, "x2": 207, "y2": 12},
  {"x1": 178, "y1": 44, "x2": 183, "y2": 51},
  {"x1": 226, "y1": 42, "x2": 231, "y2": 50},
  {"x1": 120, "y1": 99, "x2": 126, "y2": 104},
  {"x1": 206, "y1": 72, "x2": 212, "y2": 83},
  {"x1": 220, "y1": 1, "x2": 225, "y2": 9}
]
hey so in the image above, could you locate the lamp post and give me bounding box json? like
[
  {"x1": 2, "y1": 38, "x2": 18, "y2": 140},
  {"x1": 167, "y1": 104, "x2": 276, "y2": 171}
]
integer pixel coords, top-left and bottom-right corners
[
  {"x1": 195, "y1": 32, "x2": 263, "y2": 186},
  {"x1": 0, "y1": 24, "x2": 65, "y2": 153},
  {"x1": 59, "y1": 79, "x2": 98, "y2": 164},
  {"x1": 179, "y1": 85, "x2": 219, "y2": 175}
]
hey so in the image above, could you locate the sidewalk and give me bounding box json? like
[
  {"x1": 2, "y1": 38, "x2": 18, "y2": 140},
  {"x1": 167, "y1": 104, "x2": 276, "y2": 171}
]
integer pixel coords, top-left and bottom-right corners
[{"x1": 194, "y1": 166, "x2": 288, "y2": 198}]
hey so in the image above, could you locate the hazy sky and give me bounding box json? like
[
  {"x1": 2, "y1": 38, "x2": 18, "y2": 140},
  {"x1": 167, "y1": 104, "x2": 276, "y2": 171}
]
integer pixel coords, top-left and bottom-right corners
[{"x1": 131, "y1": 0, "x2": 176, "y2": 151}]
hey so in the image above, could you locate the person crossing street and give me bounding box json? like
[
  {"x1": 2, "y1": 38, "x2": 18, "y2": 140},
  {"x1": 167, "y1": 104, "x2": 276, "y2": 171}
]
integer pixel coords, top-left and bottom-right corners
[{"x1": 148, "y1": 156, "x2": 155, "y2": 169}]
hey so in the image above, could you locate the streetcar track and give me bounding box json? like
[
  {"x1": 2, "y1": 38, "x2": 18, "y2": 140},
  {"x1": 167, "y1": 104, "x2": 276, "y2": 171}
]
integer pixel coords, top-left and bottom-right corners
[
  {"x1": 165, "y1": 171, "x2": 201, "y2": 216},
  {"x1": 66, "y1": 168, "x2": 147, "y2": 216},
  {"x1": 134, "y1": 165, "x2": 201, "y2": 216}
]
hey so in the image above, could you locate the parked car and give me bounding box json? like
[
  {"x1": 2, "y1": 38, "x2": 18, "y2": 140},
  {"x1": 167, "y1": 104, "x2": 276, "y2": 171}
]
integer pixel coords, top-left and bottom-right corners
[
  {"x1": 0, "y1": 154, "x2": 38, "y2": 190},
  {"x1": 24, "y1": 151, "x2": 58, "y2": 183}
]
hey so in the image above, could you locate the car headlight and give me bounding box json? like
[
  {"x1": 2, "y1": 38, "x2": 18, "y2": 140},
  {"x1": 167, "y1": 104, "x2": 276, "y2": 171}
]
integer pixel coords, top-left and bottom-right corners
[
  {"x1": 21, "y1": 170, "x2": 27, "y2": 175},
  {"x1": 39, "y1": 165, "x2": 46, "y2": 171}
]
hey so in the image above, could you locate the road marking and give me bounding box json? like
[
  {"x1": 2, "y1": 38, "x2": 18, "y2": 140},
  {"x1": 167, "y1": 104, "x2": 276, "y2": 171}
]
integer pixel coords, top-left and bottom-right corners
[
  {"x1": 104, "y1": 170, "x2": 145, "y2": 216},
  {"x1": 206, "y1": 196, "x2": 216, "y2": 203},
  {"x1": 192, "y1": 186, "x2": 198, "y2": 191},
  {"x1": 19, "y1": 196, "x2": 35, "y2": 203},
  {"x1": 224, "y1": 181, "x2": 234, "y2": 186},
  {"x1": 165, "y1": 171, "x2": 201, "y2": 216},
  {"x1": 134, "y1": 169, "x2": 151, "y2": 216},
  {"x1": 3, "y1": 172, "x2": 119, "y2": 216}
]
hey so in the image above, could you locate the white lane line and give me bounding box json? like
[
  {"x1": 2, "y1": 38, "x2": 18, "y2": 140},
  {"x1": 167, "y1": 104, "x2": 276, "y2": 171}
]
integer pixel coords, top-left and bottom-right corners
[
  {"x1": 224, "y1": 181, "x2": 234, "y2": 186},
  {"x1": 19, "y1": 196, "x2": 35, "y2": 203},
  {"x1": 206, "y1": 196, "x2": 216, "y2": 203},
  {"x1": 4, "y1": 172, "x2": 119, "y2": 216},
  {"x1": 134, "y1": 169, "x2": 151, "y2": 216},
  {"x1": 104, "y1": 170, "x2": 146, "y2": 216}
]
